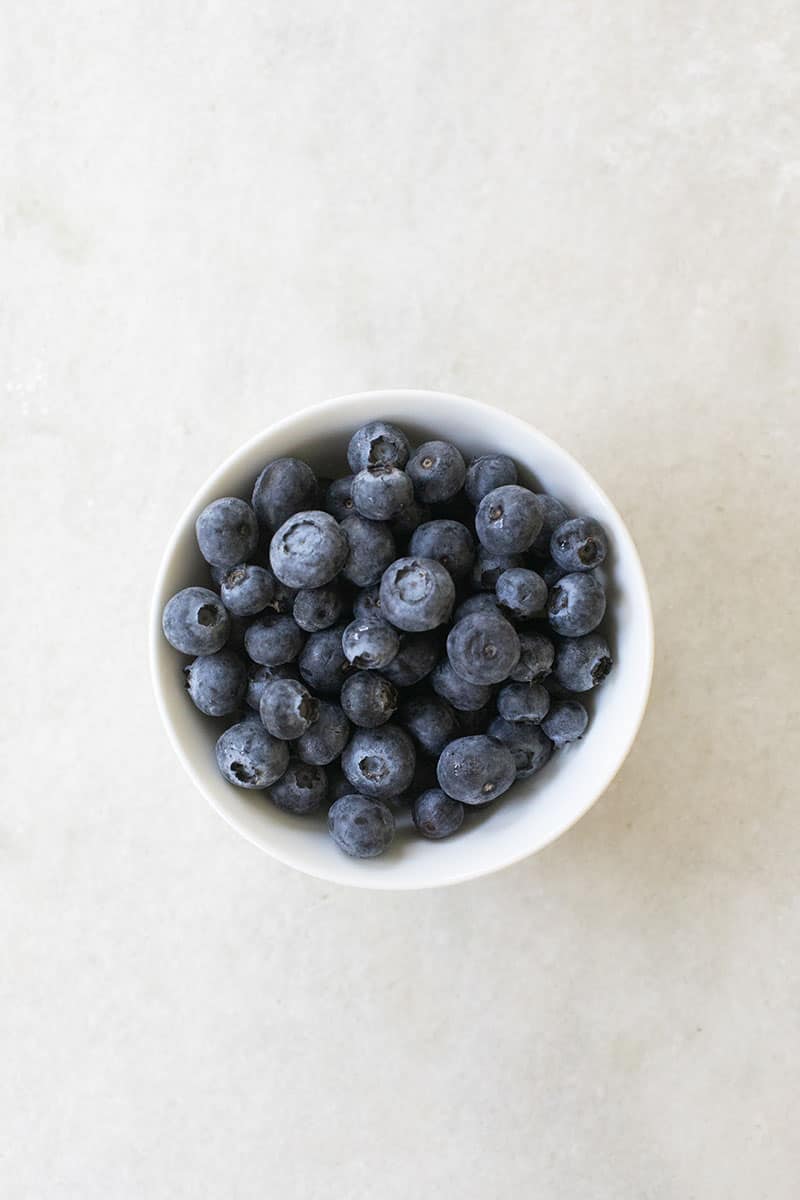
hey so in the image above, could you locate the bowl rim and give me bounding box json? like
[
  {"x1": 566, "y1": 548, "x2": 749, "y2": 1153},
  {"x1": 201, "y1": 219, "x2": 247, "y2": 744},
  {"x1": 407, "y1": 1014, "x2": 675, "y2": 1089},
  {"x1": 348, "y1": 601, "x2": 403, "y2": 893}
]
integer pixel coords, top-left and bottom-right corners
[{"x1": 149, "y1": 388, "x2": 654, "y2": 889}]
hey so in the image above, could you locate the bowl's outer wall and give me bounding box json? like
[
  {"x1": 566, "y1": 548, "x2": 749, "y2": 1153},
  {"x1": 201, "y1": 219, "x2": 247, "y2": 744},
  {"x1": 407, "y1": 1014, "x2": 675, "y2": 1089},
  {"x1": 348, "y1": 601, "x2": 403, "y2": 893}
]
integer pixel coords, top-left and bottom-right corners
[{"x1": 150, "y1": 391, "x2": 654, "y2": 889}]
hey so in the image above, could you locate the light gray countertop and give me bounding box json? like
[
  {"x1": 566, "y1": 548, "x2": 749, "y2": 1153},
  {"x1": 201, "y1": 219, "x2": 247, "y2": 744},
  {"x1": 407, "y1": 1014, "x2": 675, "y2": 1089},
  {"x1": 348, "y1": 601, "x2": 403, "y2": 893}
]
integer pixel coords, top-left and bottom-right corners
[{"x1": 2, "y1": 4, "x2": 798, "y2": 1197}]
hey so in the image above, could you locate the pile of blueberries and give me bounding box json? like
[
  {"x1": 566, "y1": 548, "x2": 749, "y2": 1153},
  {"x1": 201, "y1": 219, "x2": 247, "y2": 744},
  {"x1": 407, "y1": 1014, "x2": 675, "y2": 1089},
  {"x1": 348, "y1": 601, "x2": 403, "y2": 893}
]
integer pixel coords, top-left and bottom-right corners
[{"x1": 161, "y1": 421, "x2": 612, "y2": 859}]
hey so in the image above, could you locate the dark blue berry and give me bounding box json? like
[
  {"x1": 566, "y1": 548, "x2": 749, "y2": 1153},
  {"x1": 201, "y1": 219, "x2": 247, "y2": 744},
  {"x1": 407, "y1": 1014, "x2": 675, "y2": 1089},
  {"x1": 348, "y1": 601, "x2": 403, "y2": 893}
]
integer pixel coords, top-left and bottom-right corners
[
  {"x1": 352, "y1": 585, "x2": 383, "y2": 622},
  {"x1": 295, "y1": 701, "x2": 350, "y2": 765},
  {"x1": 328, "y1": 794, "x2": 395, "y2": 857},
  {"x1": 340, "y1": 514, "x2": 396, "y2": 588},
  {"x1": 184, "y1": 650, "x2": 247, "y2": 716},
  {"x1": 252, "y1": 457, "x2": 318, "y2": 532},
  {"x1": 495, "y1": 567, "x2": 547, "y2": 619},
  {"x1": 269, "y1": 510, "x2": 348, "y2": 588},
  {"x1": 293, "y1": 585, "x2": 343, "y2": 632},
  {"x1": 446, "y1": 612, "x2": 520, "y2": 685},
  {"x1": 407, "y1": 440, "x2": 466, "y2": 503},
  {"x1": 541, "y1": 700, "x2": 589, "y2": 747},
  {"x1": 379, "y1": 556, "x2": 455, "y2": 632},
  {"x1": 245, "y1": 662, "x2": 298, "y2": 711},
  {"x1": 475, "y1": 485, "x2": 543, "y2": 555},
  {"x1": 220, "y1": 564, "x2": 276, "y2": 616},
  {"x1": 550, "y1": 516, "x2": 608, "y2": 572},
  {"x1": 347, "y1": 422, "x2": 411, "y2": 473},
  {"x1": 195, "y1": 497, "x2": 259, "y2": 568},
  {"x1": 413, "y1": 789, "x2": 464, "y2": 839},
  {"x1": 509, "y1": 631, "x2": 555, "y2": 683},
  {"x1": 341, "y1": 725, "x2": 416, "y2": 799},
  {"x1": 464, "y1": 454, "x2": 518, "y2": 506},
  {"x1": 260, "y1": 677, "x2": 319, "y2": 739},
  {"x1": 326, "y1": 761, "x2": 353, "y2": 802},
  {"x1": 215, "y1": 720, "x2": 289, "y2": 789},
  {"x1": 391, "y1": 498, "x2": 431, "y2": 538},
  {"x1": 530, "y1": 495, "x2": 570, "y2": 557},
  {"x1": 380, "y1": 631, "x2": 441, "y2": 687},
  {"x1": 324, "y1": 475, "x2": 355, "y2": 521},
  {"x1": 340, "y1": 672, "x2": 398, "y2": 727},
  {"x1": 547, "y1": 572, "x2": 606, "y2": 637},
  {"x1": 351, "y1": 465, "x2": 413, "y2": 521},
  {"x1": 244, "y1": 613, "x2": 305, "y2": 666},
  {"x1": 298, "y1": 624, "x2": 352, "y2": 694},
  {"x1": 488, "y1": 716, "x2": 553, "y2": 779},
  {"x1": 436, "y1": 735, "x2": 516, "y2": 804},
  {"x1": 399, "y1": 694, "x2": 459, "y2": 757},
  {"x1": 453, "y1": 593, "x2": 501, "y2": 622},
  {"x1": 430, "y1": 658, "x2": 492, "y2": 711},
  {"x1": 409, "y1": 519, "x2": 475, "y2": 580},
  {"x1": 342, "y1": 618, "x2": 400, "y2": 669},
  {"x1": 472, "y1": 548, "x2": 523, "y2": 591},
  {"x1": 553, "y1": 634, "x2": 613, "y2": 691},
  {"x1": 538, "y1": 559, "x2": 568, "y2": 588},
  {"x1": 270, "y1": 759, "x2": 327, "y2": 814},
  {"x1": 162, "y1": 587, "x2": 230, "y2": 655},
  {"x1": 456, "y1": 704, "x2": 493, "y2": 735},
  {"x1": 496, "y1": 682, "x2": 550, "y2": 724}
]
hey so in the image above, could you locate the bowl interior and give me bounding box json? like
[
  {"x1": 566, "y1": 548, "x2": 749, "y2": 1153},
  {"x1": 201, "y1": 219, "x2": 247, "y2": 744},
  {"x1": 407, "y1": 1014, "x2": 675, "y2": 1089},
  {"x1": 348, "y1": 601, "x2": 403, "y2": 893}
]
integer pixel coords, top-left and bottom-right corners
[{"x1": 151, "y1": 390, "x2": 653, "y2": 888}]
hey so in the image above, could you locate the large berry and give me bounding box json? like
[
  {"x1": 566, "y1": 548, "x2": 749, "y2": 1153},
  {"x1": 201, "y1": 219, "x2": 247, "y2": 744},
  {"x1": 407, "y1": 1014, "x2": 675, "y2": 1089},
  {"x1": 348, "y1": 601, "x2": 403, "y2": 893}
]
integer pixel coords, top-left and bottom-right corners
[
  {"x1": 195, "y1": 497, "x2": 259, "y2": 568},
  {"x1": 430, "y1": 658, "x2": 492, "y2": 711},
  {"x1": 488, "y1": 717, "x2": 553, "y2": 779},
  {"x1": 550, "y1": 516, "x2": 609, "y2": 572},
  {"x1": 328, "y1": 795, "x2": 395, "y2": 857},
  {"x1": 530, "y1": 495, "x2": 570, "y2": 557},
  {"x1": 553, "y1": 634, "x2": 613, "y2": 691},
  {"x1": 269, "y1": 510, "x2": 348, "y2": 588},
  {"x1": 496, "y1": 682, "x2": 550, "y2": 724},
  {"x1": 436, "y1": 735, "x2": 515, "y2": 805},
  {"x1": 381, "y1": 631, "x2": 441, "y2": 687},
  {"x1": 298, "y1": 624, "x2": 352, "y2": 694},
  {"x1": 547, "y1": 572, "x2": 606, "y2": 637},
  {"x1": 260, "y1": 678, "x2": 319, "y2": 740},
  {"x1": 245, "y1": 613, "x2": 305, "y2": 666},
  {"x1": 339, "y1": 514, "x2": 396, "y2": 588},
  {"x1": 475, "y1": 485, "x2": 542, "y2": 555},
  {"x1": 184, "y1": 650, "x2": 247, "y2": 716},
  {"x1": 347, "y1": 422, "x2": 411, "y2": 473},
  {"x1": 270, "y1": 760, "x2": 327, "y2": 814},
  {"x1": 399, "y1": 694, "x2": 459, "y2": 757},
  {"x1": 509, "y1": 632, "x2": 555, "y2": 683},
  {"x1": 252, "y1": 457, "x2": 318, "y2": 531},
  {"x1": 464, "y1": 454, "x2": 518, "y2": 506},
  {"x1": 324, "y1": 475, "x2": 355, "y2": 521},
  {"x1": 220, "y1": 564, "x2": 276, "y2": 616},
  {"x1": 162, "y1": 587, "x2": 230, "y2": 655},
  {"x1": 215, "y1": 720, "x2": 289, "y2": 789},
  {"x1": 446, "y1": 612, "x2": 520, "y2": 685},
  {"x1": 407, "y1": 440, "x2": 466, "y2": 503},
  {"x1": 351, "y1": 465, "x2": 413, "y2": 521},
  {"x1": 293, "y1": 586, "x2": 343, "y2": 632},
  {"x1": 341, "y1": 725, "x2": 416, "y2": 799},
  {"x1": 342, "y1": 618, "x2": 400, "y2": 670},
  {"x1": 340, "y1": 672, "x2": 398, "y2": 728},
  {"x1": 295, "y1": 701, "x2": 351, "y2": 765},
  {"x1": 379, "y1": 556, "x2": 455, "y2": 632},
  {"x1": 245, "y1": 662, "x2": 298, "y2": 711},
  {"x1": 412, "y1": 789, "x2": 464, "y2": 839},
  {"x1": 541, "y1": 700, "x2": 589, "y2": 747},
  {"x1": 495, "y1": 567, "x2": 547, "y2": 620},
  {"x1": 409, "y1": 520, "x2": 475, "y2": 580}
]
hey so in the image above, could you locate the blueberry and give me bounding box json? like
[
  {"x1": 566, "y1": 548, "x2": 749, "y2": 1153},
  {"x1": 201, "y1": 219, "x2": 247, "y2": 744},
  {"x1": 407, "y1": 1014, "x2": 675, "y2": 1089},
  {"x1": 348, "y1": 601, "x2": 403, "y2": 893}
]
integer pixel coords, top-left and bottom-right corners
[
  {"x1": 399, "y1": 694, "x2": 459, "y2": 757},
  {"x1": 412, "y1": 789, "x2": 464, "y2": 839},
  {"x1": 244, "y1": 613, "x2": 305, "y2": 666},
  {"x1": 340, "y1": 514, "x2": 396, "y2": 588},
  {"x1": 495, "y1": 567, "x2": 547, "y2": 620},
  {"x1": 530, "y1": 495, "x2": 570, "y2": 557},
  {"x1": 195, "y1": 497, "x2": 259, "y2": 569},
  {"x1": 464, "y1": 454, "x2": 518, "y2": 507},
  {"x1": 252, "y1": 457, "x2": 318, "y2": 532},
  {"x1": 391, "y1": 498, "x2": 431, "y2": 539},
  {"x1": 266, "y1": 578, "x2": 299, "y2": 615},
  {"x1": 547, "y1": 572, "x2": 606, "y2": 637},
  {"x1": 550, "y1": 516, "x2": 609, "y2": 572},
  {"x1": 351, "y1": 465, "x2": 413, "y2": 521},
  {"x1": 298, "y1": 624, "x2": 352, "y2": 694},
  {"x1": 475, "y1": 485, "x2": 543, "y2": 555},
  {"x1": 260, "y1": 677, "x2": 319, "y2": 740},
  {"x1": 162, "y1": 587, "x2": 230, "y2": 655},
  {"x1": 269, "y1": 510, "x2": 348, "y2": 589},
  {"x1": 295, "y1": 700, "x2": 351, "y2": 765},
  {"x1": 538, "y1": 559, "x2": 568, "y2": 589},
  {"x1": 270, "y1": 759, "x2": 327, "y2": 814},
  {"x1": 379, "y1": 556, "x2": 455, "y2": 632},
  {"x1": 496, "y1": 682, "x2": 550, "y2": 724},
  {"x1": 541, "y1": 700, "x2": 589, "y2": 747},
  {"x1": 409, "y1": 520, "x2": 475, "y2": 580},
  {"x1": 456, "y1": 704, "x2": 493, "y2": 735},
  {"x1": 430, "y1": 658, "x2": 492, "y2": 711},
  {"x1": 509, "y1": 631, "x2": 555, "y2": 683},
  {"x1": 208, "y1": 563, "x2": 228, "y2": 587},
  {"x1": 328, "y1": 794, "x2": 395, "y2": 857},
  {"x1": 341, "y1": 725, "x2": 416, "y2": 799},
  {"x1": 341, "y1": 672, "x2": 398, "y2": 728},
  {"x1": 293, "y1": 586, "x2": 343, "y2": 632},
  {"x1": 220, "y1": 564, "x2": 276, "y2": 616},
  {"x1": 436, "y1": 735, "x2": 516, "y2": 805},
  {"x1": 488, "y1": 717, "x2": 553, "y2": 779},
  {"x1": 245, "y1": 662, "x2": 298, "y2": 711},
  {"x1": 472, "y1": 548, "x2": 523, "y2": 591},
  {"x1": 406, "y1": 440, "x2": 466, "y2": 503},
  {"x1": 453, "y1": 592, "x2": 502, "y2": 622},
  {"x1": 446, "y1": 612, "x2": 520, "y2": 685},
  {"x1": 342, "y1": 618, "x2": 400, "y2": 670},
  {"x1": 553, "y1": 633, "x2": 613, "y2": 691},
  {"x1": 325, "y1": 475, "x2": 355, "y2": 521},
  {"x1": 347, "y1": 421, "x2": 411, "y2": 473},
  {"x1": 381, "y1": 631, "x2": 441, "y2": 687},
  {"x1": 215, "y1": 720, "x2": 290, "y2": 789},
  {"x1": 353, "y1": 585, "x2": 383, "y2": 622},
  {"x1": 183, "y1": 650, "x2": 247, "y2": 716}
]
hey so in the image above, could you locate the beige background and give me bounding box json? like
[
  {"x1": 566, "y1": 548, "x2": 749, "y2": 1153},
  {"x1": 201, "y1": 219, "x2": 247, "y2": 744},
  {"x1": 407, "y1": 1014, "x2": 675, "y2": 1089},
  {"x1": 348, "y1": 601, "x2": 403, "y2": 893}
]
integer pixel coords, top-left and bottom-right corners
[{"x1": 2, "y1": 3, "x2": 799, "y2": 1197}]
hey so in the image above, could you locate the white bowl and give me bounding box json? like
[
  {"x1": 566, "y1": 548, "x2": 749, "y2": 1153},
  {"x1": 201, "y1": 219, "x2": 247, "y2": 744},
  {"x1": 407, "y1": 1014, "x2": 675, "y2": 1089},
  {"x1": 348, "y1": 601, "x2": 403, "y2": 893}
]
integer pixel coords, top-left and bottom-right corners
[{"x1": 150, "y1": 390, "x2": 653, "y2": 889}]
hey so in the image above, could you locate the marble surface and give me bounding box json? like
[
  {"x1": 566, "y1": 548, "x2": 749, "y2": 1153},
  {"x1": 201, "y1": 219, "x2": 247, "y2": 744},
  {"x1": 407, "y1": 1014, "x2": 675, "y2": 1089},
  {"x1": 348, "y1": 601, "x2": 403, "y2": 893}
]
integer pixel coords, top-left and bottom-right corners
[{"x1": 2, "y1": 4, "x2": 799, "y2": 1197}]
